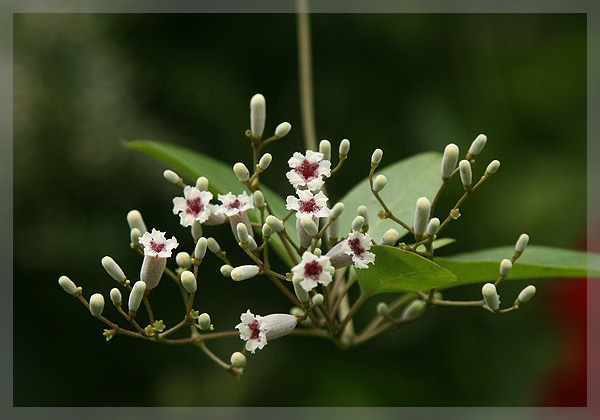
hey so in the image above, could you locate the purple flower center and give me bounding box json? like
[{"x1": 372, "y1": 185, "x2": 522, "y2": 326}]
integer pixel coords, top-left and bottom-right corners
[
  {"x1": 185, "y1": 197, "x2": 205, "y2": 216},
  {"x1": 150, "y1": 240, "x2": 165, "y2": 254},
  {"x1": 304, "y1": 260, "x2": 323, "y2": 280},
  {"x1": 294, "y1": 159, "x2": 320, "y2": 182},
  {"x1": 348, "y1": 238, "x2": 365, "y2": 256},
  {"x1": 298, "y1": 198, "x2": 320, "y2": 214},
  {"x1": 226, "y1": 199, "x2": 242, "y2": 210},
  {"x1": 248, "y1": 319, "x2": 261, "y2": 341}
]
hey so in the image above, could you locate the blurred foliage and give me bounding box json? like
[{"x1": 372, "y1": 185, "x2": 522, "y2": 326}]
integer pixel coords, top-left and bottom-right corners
[{"x1": 13, "y1": 13, "x2": 586, "y2": 406}]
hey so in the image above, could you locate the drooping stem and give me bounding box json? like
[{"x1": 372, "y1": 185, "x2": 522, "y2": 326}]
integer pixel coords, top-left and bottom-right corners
[{"x1": 296, "y1": 0, "x2": 317, "y2": 152}]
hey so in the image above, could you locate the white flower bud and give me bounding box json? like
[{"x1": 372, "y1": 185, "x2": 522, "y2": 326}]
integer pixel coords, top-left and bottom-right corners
[
  {"x1": 231, "y1": 265, "x2": 260, "y2": 281},
  {"x1": 468, "y1": 134, "x2": 487, "y2": 157},
  {"x1": 459, "y1": 160, "x2": 472, "y2": 188},
  {"x1": 207, "y1": 237, "x2": 221, "y2": 254},
  {"x1": 381, "y1": 229, "x2": 400, "y2": 246},
  {"x1": 427, "y1": 218, "x2": 440, "y2": 237},
  {"x1": 328, "y1": 218, "x2": 339, "y2": 241},
  {"x1": 330, "y1": 202, "x2": 344, "y2": 219},
  {"x1": 236, "y1": 223, "x2": 250, "y2": 245},
  {"x1": 371, "y1": 148, "x2": 383, "y2": 166},
  {"x1": 195, "y1": 176, "x2": 209, "y2": 191},
  {"x1": 58, "y1": 276, "x2": 78, "y2": 295},
  {"x1": 339, "y1": 139, "x2": 350, "y2": 157},
  {"x1": 441, "y1": 143, "x2": 459, "y2": 180},
  {"x1": 290, "y1": 307, "x2": 304, "y2": 317},
  {"x1": 110, "y1": 288, "x2": 122, "y2": 306},
  {"x1": 313, "y1": 247, "x2": 322, "y2": 256},
  {"x1": 163, "y1": 169, "x2": 181, "y2": 185},
  {"x1": 486, "y1": 160, "x2": 500, "y2": 175},
  {"x1": 130, "y1": 227, "x2": 142, "y2": 246},
  {"x1": 292, "y1": 276, "x2": 309, "y2": 303},
  {"x1": 261, "y1": 313, "x2": 297, "y2": 340},
  {"x1": 247, "y1": 237, "x2": 258, "y2": 252},
  {"x1": 312, "y1": 294, "x2": 324, "y2": 306},
  {"x1": 517, "y1": 285, "x2": 536, "y2": 304},
  {"x1": 102, "y1": 256, "x2": 126, "y2": 283},
  {"x1": 500, "y1": 259, "x2": 513, "y2": 277},
  {"x1": 198, "y1": 313, "x2": 211, "y2": 331},
  {"x1": 220, "y1": 264, "x2": 233, "y2": 277},
  {"x1": 127, "y1": 210, "x2": 147, "y2": 234},
  {"x1": 128, "y1": 281, "x2": 146, "y2": 313},
  {"x1": 230, "y1": 352, "x2": 247, "y2": 368},
  {"x1": 193, "y1": 237, "x2": 208, "y2": 261},
  {"x1": 319, "y1": 140, "x2": 331, "y2": 161},
  {"x1": 482, "y1": 283, "x2": 500, "y2": 311},
  {"x1": 401, "y1": 299, "x2": 426, "y2": 320},
  {"x1": 515, "y1": 234, "x2": 529, "y2": 254},
  {"x1": 253, "y1": 190, "x2": 265, "y2": 209},
  {"x1": 191, "y1": 221, "x2": 203, "y2": 241},
  {"x1": 89, "y1": 293, "x2": 105, "y2": 317},
  {"x1": 274, "y1": 122, "x2": 291, "y2": 138},
  {"x1": 300, "y1": 216, "x2": 319, "y2": 237},
  {"x1": 258, "y1": 153, "x2": 272, "y2": 171},
  {"x1": 413, "y1": 197, "x2": 431, "y2": 237},
  {"x1": 376, "y1": 302, "x2": 389, "y2": 316},
  {"x1": 262, "y1": 223, "x2": 273, "y2": 237},
  {"x1": 176, "y1": 252, "x2": 192, "y2": 269},
  {"x1": 352, "y1": 216, "x2": 365, "y2": 232},
  {"x1": 373, "y1": 174, "x2": 387, "y2": 192},
  {"x1": 357, "y1": 205, "x2": 369, "y2": 228},
  {"x1": 265, "y1": 215, "x2": 284, "y2": 232},
  {"x1": 250, "y1": 93, "x2": 266, "y2": 139},
  {"x1": 233, "y1": 162, "x2": 250, "y2": 182},
  {"x1": 180, "y1": 270, "x2": 197, "y2": 294}
]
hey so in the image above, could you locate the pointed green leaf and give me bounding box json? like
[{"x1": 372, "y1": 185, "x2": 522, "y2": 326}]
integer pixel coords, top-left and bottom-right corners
[
  {"x1": 356, "y1": 245, "x2": 457, "y2": 295},
  {"x1": 337, "y1": 152, "x2": 443, "y2": 243},
  {"x1": 436, "y1": 245, "x2": 600, "y2": 288},
  {"x1": 125, "y1": 140, "x2": 296, "y2": 266}
]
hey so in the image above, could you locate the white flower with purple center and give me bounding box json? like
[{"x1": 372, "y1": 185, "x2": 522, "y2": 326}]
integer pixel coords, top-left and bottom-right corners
[
  {"x1": 286, "y1": 150, "x2": 331, "y2": 191},
  {"x1": 341, "y1": 231, "x2": 375, "y2": 269},
  {"x1": 286, "y1": 190, "x2": 330, "y2": 219},
  {"x1": 235, "y1": 310, "x2": 297, "y2": 353},
  {"x1": 291, "y1": 252, "x2": 333, "y2": 292},
  {"x1": 172, "y1": 186, "x2": 213, "y2": 227},
  {"x1": 139, "y1": 228, "x2": 179, "y2": 258},
  {"x1": 215, "y1": 192, "x2": 254, "y2": 217}
]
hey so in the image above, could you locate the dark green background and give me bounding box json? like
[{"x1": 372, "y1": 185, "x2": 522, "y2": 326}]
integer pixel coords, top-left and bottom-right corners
[{"x1": 14, "y1": 13, "x2": 586, "y2": 406}]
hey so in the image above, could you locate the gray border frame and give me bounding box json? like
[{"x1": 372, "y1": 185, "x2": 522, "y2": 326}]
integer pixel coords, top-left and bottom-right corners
[{"x1": 5, "y1": 1, "x2": 598, "y2": 419}]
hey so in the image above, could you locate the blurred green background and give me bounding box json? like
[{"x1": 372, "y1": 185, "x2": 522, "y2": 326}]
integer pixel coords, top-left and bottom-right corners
[{"x1": 13, "y1": 13, "x2": 586, "y2": 406}]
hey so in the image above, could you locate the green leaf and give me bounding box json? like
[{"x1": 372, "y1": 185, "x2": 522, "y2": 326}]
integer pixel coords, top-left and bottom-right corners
[
  {"x1": 337, "y1": 152, "x2": 443, "y2": 243},
  {"x1": 436, "y1": 245, "x2": 600, "y2": 288},
  {"x1": 409, "y1": 237, "x2": 456, "y2": 252},
  {"x1": 356, "y1": 245, "x2": 457, "y2": 295},
  {"x1": 125, "y1": 140, "x2": 296, "y2": 266}
]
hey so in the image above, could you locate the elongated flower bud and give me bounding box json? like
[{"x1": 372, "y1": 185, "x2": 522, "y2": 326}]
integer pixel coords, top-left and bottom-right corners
[
  {"x1": 127, "y1": 210, "x2": 147, "y2": 234},
  {"x1": 328, "y1": 218, "x2": 339, "y2": 241},
  {"x1": 198, "y1": 313, "x2": 211, "y2": 331},
  {"x1": 262, "y1": 223, "x2": 273, "y2": 237},
  {"x1": 110, "y1": 288, "x2": 122, "y2": 306},
  {"x1": 176, "y1": 252, "x2": 192, "y2": 269},
  {"x1": 371, "y1": 148, "x2": 383, "y2": 166},
  {"x1": 441, "y1": 143, "x2": 459, "y2": 180},
  {"x1": 102, "y1": 256, "x2": 126, "y2": 283},
  {"x1": 427, "y1": 218, "x2": 440, "y2": 237},
  {"x1": 253, "y1": 190, "x2": 265, "y2": 209},
  {"x1": 330, "y1": 202, "x2": 344, "y2": 219},
  {"x1": 413, "y1": 197, "x2": 431, "y2": 237},
  {"x1": 266, "y1": 215, "x2": 284, "y2": 232},
  {"x1": 233, "y1": 162, "x2": 250, "y2": 182},
  {"x1": 467, "y1": 134, "x2": 487, "y2": 158},
  {"x1": 352, "y1": 216, "x2": 365, "y2": 232},
  {"x1": 163, "y1": 169, "x2": 181, "y2": 185},
  {"x1": 373, "y1": 175, "x2": 387, "y2": 192},
  {"x1": 247, "y1": 237, "x2": 258, "y2": 252},
  {"x1": 236, "y1": 223, "x2": 250, "y2": 245},
  {"x1": 140, "y1": 255, "x2": 167, "y2": 290},
  {"x1": 250, "y1": 93, "x2": 266, "y2": 139},
  {"x1": 180, "y1": 270, "x2": 197, "y2": 294},
  {"x1": 130, "y1": 228, "x2": 142, "y2": 247},
  {"x1": 261, "y1": 313, "x2": 297, "y2": 340},
  {"x1": 517, "y1": 285, "x2": 536, "y2": 304},
  {"x1": 128, "y1": 281, "x2": 146, "y2": 313},
  {"x1": 482, "y1": 283, "x2": 500, "y2": 311},
  {"x1": 207, "y1": 237, "x2": 221, "y2": 254},
  {"x1": 274, "y1": 122, "x2": 291, "y2": 138},
  {"x1": 500, "y1": 259, "x2": 512, "y2": 277},
  {"x1": 230, "y1": 352, "x2": 246, "y2": 368},
  {"x1": 459, "y1": 160, "x2": 472, "y2": 189},
  {"x1": 485, "y1": 160, "x2": 500, "y2": 176},
  {"x1": 58, "y1": 276, "x2": 78, "y2": 295},
  {"x1": 357, "y1": 205, "x2": 369, "y2": 231},
  {"x1": 258, "y1": 153, "x2": 272, "y2": 171},
  {"x1": 515, "y1": 234, "x2": 529, "y2": 254},
  {"x1": 89, "y1": 293, "x2": 105, "y2": 317},
  {"x1": 220, "y1": 264, "x2": 233, "y2": 277},
  {"x1": 319, "y1": 140, "x2": 331, "y2": 161},
  {"x1": 195, "y1": 176, "x2": 209, "y2": 191},
  {"x1": 194, "y1": 237, "x2": 208, "y2": 261},
  {"x1": 300, "y1": 216, "x2": 318, "y2": 238},
  {"x1": 381, "y1": 229, "x2": 399, "y2": 246},
  {"x1": 401, "y1": 299, "x2": 426, "y2": 320},
  {"x1": 312, "y1": 293, "x2": 324, "y2": 306},
  {"x1": 292, "y1": 276, "x2": 309, "y2": 303},
  {"x1": 231, "y1": 265, "x2": 260, "y2": 281},
  {"x1": 339, "y1": 139, "x2": 350, "y2": 157},
  {"x1": 191, "y1": 221, "x2": 203, "y2": 241}
]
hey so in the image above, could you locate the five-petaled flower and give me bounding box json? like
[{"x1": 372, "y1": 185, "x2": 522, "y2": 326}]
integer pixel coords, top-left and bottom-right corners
[
  {"x1": 326, "y1": 230, "x2": 375, "y2": 270},
  {"x1": 172, "y1": 186, "x2": 213, "y2": 227},
  {"x1": 138, "y1": 229, "x2": 179, "y2": 290},
  {"x1": 215, "y1": 192, "x2": 254, "y2": 217},
  {"x1": 291, "y1": 252, "x2": 334, "y2": 292},
  {"x1": 286, "y1": 190, "x2": 330, "y2": 219},
  {"x1": 236, "y1": 310, "x2": 297, "y2": 353},
  {"x1": 286, "y1": 150, "x2": 331, "y2": 191}
]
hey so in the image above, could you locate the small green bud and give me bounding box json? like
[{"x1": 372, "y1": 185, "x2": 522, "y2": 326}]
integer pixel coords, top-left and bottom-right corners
[
  {"x1": 194, "y1": 237, "x2": 208, "y2": 260},
  {"x1": 130, "y1": 227, "x2": 142, "y2": 247},
  {"x1": 371, "y1": 148, "x2": 383, "y2": 166},
  {"x1": 357, "y1": 205, "x2": 369, "y2": 229},
  {"x1": 300, "y1": 216, "x2": 319, "y2": 237},
  {"x1": 459, "y1": 160, "x2": 472, "y2": 189},
  {"x1": 230, "y1": 352, "x2": 247, "y2": 368},
  {"x1": 110, "y1": 288, "x2": 122, "y2": 306},
  {"x1": 253, "y1": 190, "x2": 265, "y2": 209},
  {"x1": 441, "y1": 143, "x2": 459, "y2": 180},
  {"x1": 482, "y1": 283, "x2": 500, "y2": 311},
  {"x1": 339, "y1": 139, "x2": 350, "y2": 157},
  {"x1": 220, "y1": 264, "x2": 233, "y2": 277},
  {"x1": 180, "y1": 270, "x2": 197, "y2": 294},
  {"x1": 376, "y1": 302, "x2": 389, "y2": 317},
  {"x1": 274, "y1": 122, "x2": 291, "y2": 138},
  {"x1": 207, "y1": 237, "x2": 221, "y2": 254},
  {"x1": 163, "y1": 169, "x2": 181, "y2": 185},
  {"x1": 381, "y1": 229, "x2": 400, "y2": 246},
  {"x1": 247, "y1": 237, "x2": 258, "y2": 252},
  {"x1": 373, "y1": 174, "x2": 387, "y2": 192},
  {"x1": 58, "y1": 276, "x2": 78, "y2": 295},
  {"x1": 258, "y1": 153, "x2": 272, "y2": 171},
  {"x1": 89, "y1": 293, "x2": 105, "y2": 317},
  {"x1": 236, "y1": 223, "x2": 250, "y2": 245},
  {"x1": 262, "y1": 223, "x2": 274, "y2": 237},
  {"x1": 312, "y1": 293, "x2": 324, "y2": 306},
  {"x1": 351, "y1": 215, "x2": 365, "y2": 232},
  {"x1": 500, "y1": 259, "x2": 512, "y2": 277},
  {"x1": 233, "y1": 162, "x2": 250, "y2": 182},
  {"x1": 330, "y1": 202, "x2": 344, "y2": 219},
  {"x1": 266, "y1": 215, "x2": 284, "y2": 232},
  {"x1": 198, "y1": 313, "x2": 212, "y2": 331},
  {"x1": 290, "y1": 307, "x2": 304, "y2": 317},
  {"x1": 319, "y1": 139, "x2": 331, "y2": 161},
  {"x1": 195, "y1": 176, "x2": 209, "y2": 191},
  {"x1": 401, "y1": 300, "x2": 426, "y2": 320}
]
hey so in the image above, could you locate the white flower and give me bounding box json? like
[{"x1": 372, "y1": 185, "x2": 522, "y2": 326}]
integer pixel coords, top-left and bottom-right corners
[
  {"x1": 291, "y1": 252, "x2": 334, "y2": 292},
  {"x1": 286, "y1": 190, "x2": 330, "y2": 219},
  {"x1": 341, "y1": 230, "x2": 375, "y2": 269},
  {"x1": 286, "y1": 150, "x2": 331, "y2": 191},
  {"x1": 235, "y1": 310, "x2": 297, "y2": 354},
  {"x1": 215, "y1": 192, "x2": 254, "y2": 217},
  {"x1": 138, "y1": 228, "x2": 179, "y2": 258},
  {"x1": 172, "y1": 186, "x2": 213, "y2": 227}
]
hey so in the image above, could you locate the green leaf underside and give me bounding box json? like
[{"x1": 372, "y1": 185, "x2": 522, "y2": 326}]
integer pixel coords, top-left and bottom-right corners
[
  {"x1": 436, "y1": 245, "x2": 600, "y2": 288},
  {"x1": 356, "y1": 245, "x2": 457, "y2": 295},
  {"x1": 125, "y1": 140, "x2": 296, "y2": 266},
  {"x1": 338, "y1": 152, "x2": 444, "y2": 243}
]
